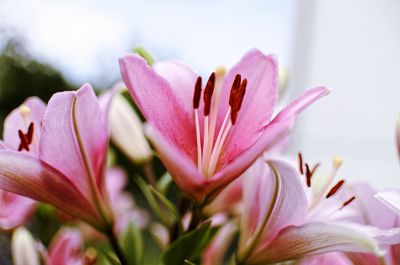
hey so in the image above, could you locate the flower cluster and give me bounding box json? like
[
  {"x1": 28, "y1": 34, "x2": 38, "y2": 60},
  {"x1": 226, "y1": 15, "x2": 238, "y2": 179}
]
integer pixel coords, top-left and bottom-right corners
[{"x1": 0, "y1": 49, "x2": 399, "y2": 265}]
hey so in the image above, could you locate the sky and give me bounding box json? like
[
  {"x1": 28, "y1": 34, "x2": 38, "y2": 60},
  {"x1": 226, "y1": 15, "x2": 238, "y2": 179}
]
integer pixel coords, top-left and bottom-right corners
[{"x1": 0, "y1": 0, "x2": 297, "y2": 87}]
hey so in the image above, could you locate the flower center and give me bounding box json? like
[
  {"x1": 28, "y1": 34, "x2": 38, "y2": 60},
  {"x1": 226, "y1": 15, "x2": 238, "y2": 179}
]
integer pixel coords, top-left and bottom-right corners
[
  {"x1": 192, "y1": 70, "x2": 247, "y2": 177},
  {"x1": 298, "y1": 153, "x2": 356, "y2": 217}
]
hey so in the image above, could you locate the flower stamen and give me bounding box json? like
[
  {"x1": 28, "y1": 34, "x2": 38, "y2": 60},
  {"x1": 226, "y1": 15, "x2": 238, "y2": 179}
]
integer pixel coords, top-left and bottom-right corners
[
  {"x1": 18, "y1": 122, "x2": 34, "y2": 152},
  {"x1": 326, "y1": 179, "x2": 345, "y2": 198}
]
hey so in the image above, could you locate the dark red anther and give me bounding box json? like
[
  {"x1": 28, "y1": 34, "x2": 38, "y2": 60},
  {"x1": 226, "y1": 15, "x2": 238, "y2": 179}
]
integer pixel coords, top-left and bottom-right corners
[
  {"x1": 27, "y1": 122, "x2": 34, "y2": 144},
  {"x1": 236, "y1": 79, "x2": 247, "y2": 111},
  {"x1": 203, "y1": 72, "x2": 216, "y2": 116},
  {"x1": 18, "y1": 130, "x2": 30, "y2": 152},
  {"x1": 229, "y1": 74, "x2": 241, "y2": 107},
  {"x1": 326, "y1": 180, "x2": 345, "y2": 198},
  {"x1": 193, "y1": 76, "x2": 202, "y2": 109},
  {"x1": 298, "y1": 152, "x2": 304, "y2": 175},
  {"x1": 17, "y1": 122, "x2": 34, "y2": 152},
  {"x1": 340, "y1": 196, "x2": 356, "y2": 210},
  {"x1": 305, "y1": 163, "x2": 312, "y2": 187}
]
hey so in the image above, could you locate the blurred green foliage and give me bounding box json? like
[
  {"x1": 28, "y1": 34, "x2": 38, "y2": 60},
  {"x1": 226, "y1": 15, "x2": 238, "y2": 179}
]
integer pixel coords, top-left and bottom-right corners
[{"x1": 0, "y1": 38, "x2": 72, "y2": 136}]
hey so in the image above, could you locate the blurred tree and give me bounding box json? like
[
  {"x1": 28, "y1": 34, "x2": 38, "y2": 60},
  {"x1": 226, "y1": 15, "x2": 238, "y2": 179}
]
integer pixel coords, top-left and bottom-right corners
[{"x1": 0, "y1": 38, "x2": 72, "y2": 136}]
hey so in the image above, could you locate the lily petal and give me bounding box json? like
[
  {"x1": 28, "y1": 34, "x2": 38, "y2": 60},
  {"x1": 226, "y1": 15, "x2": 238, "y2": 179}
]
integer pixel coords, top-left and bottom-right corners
[
  {"x1": 350, "y1": 183, "x2": 398, "y2": 228},
  {"x1": 239, "y1": 159, "x2": 308, "y2": 258},
  {"x1": 0, "y1": 150, "x2": 103, "y2": 229},
  {"x1": 39, "y1": 84, "x2": 108, "y2": 199},
  {"x1": 375, "y1": 189, "x2": 400, "y2": 216},
  {"x1": 154, "y1": 61, "x2": 198, "y2": 115},
  {"x1": 3, "y1": 97, "x2": 46, "y2": 154},
  {"x1": 299, "y1": 252, "x2": 353, "y2": 265},
  {"x1": 145, "y1": 125, "x2": 204, "y2": 202},
  {"x1": 248, "y1": 222, "x2": 384, "y2": 264},
  {"x1": 220, "y1": 49, "x2": 278, "y2": 163},
  {"x1": 119, "y1": 54, "x2": 196, "y2": 160}
]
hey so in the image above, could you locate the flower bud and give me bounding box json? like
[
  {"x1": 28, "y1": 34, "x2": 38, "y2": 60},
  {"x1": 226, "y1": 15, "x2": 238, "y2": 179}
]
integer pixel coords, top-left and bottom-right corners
[
  {"x1": 110, "y1": 92, "x2": 152, "y2": 164},
  {"x1": 11, "y1": 227, "x2": 40, "y2": 265}
]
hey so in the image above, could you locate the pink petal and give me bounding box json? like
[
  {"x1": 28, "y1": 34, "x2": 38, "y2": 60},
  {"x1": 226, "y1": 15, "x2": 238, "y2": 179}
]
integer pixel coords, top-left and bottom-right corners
[
  {"x1": 0, "y1": 190, "x2": 36, "y2": 230},
  {"x1": 219, "y1": 49, "x2": 278, "y2": 163},
  {"x1": 248, "y1": 222, "x2": 384, "y2": 264},
  {"x1": 273, "y1": 86, "x2": 331, "y2": 123},
  {"x1": 48, "y1": 228, "x2": 84, "y2": 265},
  {"x1": 350, "y1": 183, "x2": 398, "y2": 228},
  {"x1": 119, "y1": 54, "x2": 197, "y2": 161},
  {"x1": 239, "y1": 159, "x2": 308, "y2": 252},
  {"x1": 209, "y1": 87, "x2": 330, "y2": 198},
  {"x1": 3, "y1": 97, "x2": 46, "y2": 155},
  {"x1": 39, "y1": 84, "x2": 108, "y2": 199},
  {"x1": 299, "y1": 253, "x2": 353, "y2": 265},
  {"x1": 145, "y1": 125, "x2": 205, "y2": 202},
  {"x1": 375, "y1": 189, "x2": 400, "y2": 216},
  {"x1": 0, "y1": 150, "x2": 103, "y2": 229},
  {"x1": 154, "y1": 61, "x2": 198, "y2": 115},
  {"x1": 346, "y1": 253, "x2": 382, "y2": 265}
]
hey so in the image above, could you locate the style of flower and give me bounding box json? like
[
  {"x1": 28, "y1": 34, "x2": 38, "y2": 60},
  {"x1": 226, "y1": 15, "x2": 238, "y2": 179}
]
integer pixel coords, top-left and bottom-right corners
[
  {"x1": 235, "y1": 158, "x2": 400, "y2": 265},
  {"x1": 0, "y1": 97, "x2": 44, "y2": 230},
  {"x1": 119, "y1": 49, "x2": 330, "y2": 204},
  {"x1": 0, "y1": 84, "x2": 113, "y2": 231}
]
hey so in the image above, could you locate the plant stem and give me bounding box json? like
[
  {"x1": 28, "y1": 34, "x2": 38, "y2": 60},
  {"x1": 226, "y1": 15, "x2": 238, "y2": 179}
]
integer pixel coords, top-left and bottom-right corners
[
  {"x1": 105, "y1": 226, "x2": 128, "y2": 265},
  {"x1": 188, "y1": 205, "x2": 203, "y2": 231}
]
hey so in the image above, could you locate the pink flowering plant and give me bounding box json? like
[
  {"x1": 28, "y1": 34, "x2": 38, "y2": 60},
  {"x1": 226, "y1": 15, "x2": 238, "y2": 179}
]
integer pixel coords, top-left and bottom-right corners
[{"x1": 0, "y1": 47, "x2": 399, "y2": 265}]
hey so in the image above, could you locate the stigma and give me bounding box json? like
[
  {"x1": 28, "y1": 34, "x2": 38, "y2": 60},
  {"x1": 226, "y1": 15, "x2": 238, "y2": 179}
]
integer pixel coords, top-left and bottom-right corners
[{"x1": 192, "y1": 71, "x2": 247, "y2": 177}]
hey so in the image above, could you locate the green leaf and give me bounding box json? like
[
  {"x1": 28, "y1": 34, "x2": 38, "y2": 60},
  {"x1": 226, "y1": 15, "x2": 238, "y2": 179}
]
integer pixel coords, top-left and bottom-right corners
[
  {"x1": 100, "y1": 248, "x2": 121, "y2": 265},
  {"x1": 135, "y1": 176, "x2": 172, "y2": 226},
  {"x1": 121, "y1": 222, "x2": 144, "y2": 265},
  {"x1": 162, "y1": 222, "x2": 219, "y2": 265}
]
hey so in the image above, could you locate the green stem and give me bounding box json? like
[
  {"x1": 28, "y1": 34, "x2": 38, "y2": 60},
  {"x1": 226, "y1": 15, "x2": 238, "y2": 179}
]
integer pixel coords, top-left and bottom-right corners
[
  {"x1": 105, "y1": 226, "x2": 128, "y2": 265},
  {"x1": 188, "y1": 205, "x2": 203, "y2": 231}
]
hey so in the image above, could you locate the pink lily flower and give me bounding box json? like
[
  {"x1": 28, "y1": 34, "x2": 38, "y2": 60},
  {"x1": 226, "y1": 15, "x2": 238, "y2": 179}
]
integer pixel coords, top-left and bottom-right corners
[
  {"x1": 236, "y1": 158, "x2": 400, "y2": 265},
  {"x1": 0, "y1": 97, "x2": 45, "y2": 230},
  {"x1": 119, "y1": 49, "x2": 330, "y2": 204},
  {"x1": 0, "y1": 84, "x2": 113, "y2": 230}
]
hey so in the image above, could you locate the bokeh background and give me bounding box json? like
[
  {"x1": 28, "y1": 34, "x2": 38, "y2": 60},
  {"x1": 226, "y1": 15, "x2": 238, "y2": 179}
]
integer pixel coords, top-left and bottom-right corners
[{"x1": 1, "y1": 0, "x2": 399, "y2": 188}]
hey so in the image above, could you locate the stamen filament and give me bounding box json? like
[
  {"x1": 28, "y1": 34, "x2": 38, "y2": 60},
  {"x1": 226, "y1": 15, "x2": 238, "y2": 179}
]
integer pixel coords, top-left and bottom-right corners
[
  {"x1": 208, "y1": 108, "x2": 232, "y2": 176},
  {"x1": 194, "y1": 109, "x2": 202, "y2": 170}
]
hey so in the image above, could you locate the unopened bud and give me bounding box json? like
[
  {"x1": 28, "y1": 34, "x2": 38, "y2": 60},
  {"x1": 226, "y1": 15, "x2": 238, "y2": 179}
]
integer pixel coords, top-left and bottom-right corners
[
  {"x1": 11, "y1": 227, "x2": 40, "y2": 265},
  {"x1": 110, "y1": 93, "x2": 152, "y2": 164}
]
